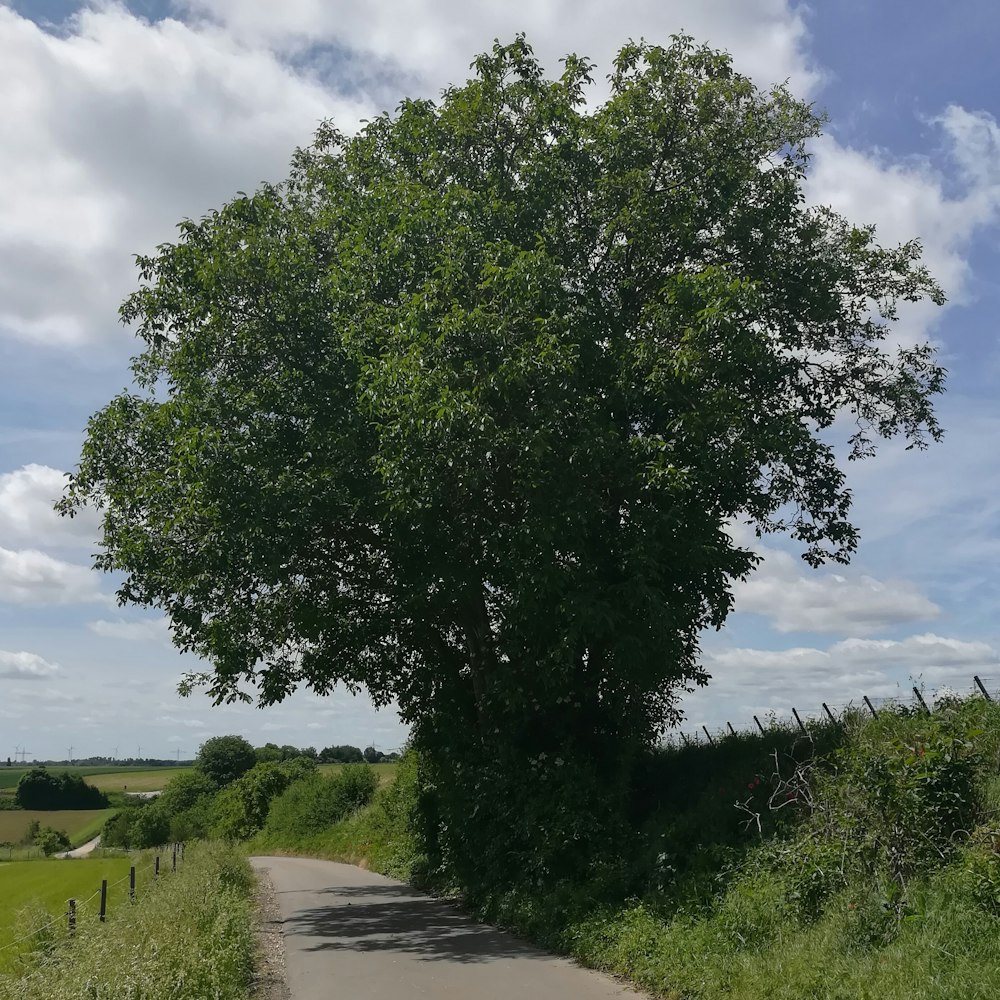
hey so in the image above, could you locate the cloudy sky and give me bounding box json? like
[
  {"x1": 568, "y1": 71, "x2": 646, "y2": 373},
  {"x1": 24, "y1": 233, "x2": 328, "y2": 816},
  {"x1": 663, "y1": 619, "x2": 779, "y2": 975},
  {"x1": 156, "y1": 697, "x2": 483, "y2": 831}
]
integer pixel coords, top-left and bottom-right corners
[{"x1": 1, "y1": 1, "x2": 998, "y2": 759}]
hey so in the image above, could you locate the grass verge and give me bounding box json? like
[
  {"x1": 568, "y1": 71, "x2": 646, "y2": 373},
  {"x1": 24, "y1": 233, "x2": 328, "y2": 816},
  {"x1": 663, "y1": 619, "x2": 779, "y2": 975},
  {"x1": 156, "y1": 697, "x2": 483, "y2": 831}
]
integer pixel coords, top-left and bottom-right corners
[{"x1": 0, "y1": 842, "x2": 254, "y2": 999}]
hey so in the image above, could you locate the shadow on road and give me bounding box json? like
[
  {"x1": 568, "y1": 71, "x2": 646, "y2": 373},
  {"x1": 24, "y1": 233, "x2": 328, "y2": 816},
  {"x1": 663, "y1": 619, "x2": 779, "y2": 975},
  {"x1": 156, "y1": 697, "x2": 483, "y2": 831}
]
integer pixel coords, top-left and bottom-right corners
[{"x1": 283, "y1": 882, "x2": 546, "y2": 965}]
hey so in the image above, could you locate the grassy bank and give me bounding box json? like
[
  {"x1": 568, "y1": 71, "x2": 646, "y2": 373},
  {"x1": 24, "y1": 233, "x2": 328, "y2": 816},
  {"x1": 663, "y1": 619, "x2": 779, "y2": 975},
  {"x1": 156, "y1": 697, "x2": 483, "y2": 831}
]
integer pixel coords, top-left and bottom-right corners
[
  {"x1": 257, "y1": 698, "x2": 1000, "y2": 1000},
  {"x1": 0, "y1": 842, "x2": 254, "y2": 999}
]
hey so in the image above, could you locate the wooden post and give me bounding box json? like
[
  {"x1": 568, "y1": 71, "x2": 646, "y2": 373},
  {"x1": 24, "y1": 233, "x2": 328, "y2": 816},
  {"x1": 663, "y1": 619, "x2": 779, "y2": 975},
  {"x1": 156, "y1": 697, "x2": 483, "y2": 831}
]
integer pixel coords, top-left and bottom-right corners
[
  {"x1": 172, "y1": 844, "x2": 177, "y2": 873},
  {"x1": 753, "y1": 715, "x2": 765, "y2": 736},
  {"x1": 67, "y1": 898, "x2": 76, "y2": 936},
  {"x1": 912, "y1": 686, "x2": 930, "y2": 714},
  {"x1": 180, "y1": 842, "x2": 185, "y2": 862},
  {"x1": 155, "y1": 856, "x2": 160, "y2": 880},
  {"x1": 822, "y1": 702, "x2": 836, "y2": 723},
  {"x1": 726, "y1": 721, "x2": 736, "y2": 736},
  {"x1": 99, "y1": 879, "x2": 107, "y2": 923},
  {"x1": 974, "y1": 675, "x2": 993, "y2": 701},
  {"x1": 129, "y1": 866, "x2": 136, "y2": 903},
  {"x1": 702, "y1": 725, "x2": 715, "y2": 745},
  {"x1": 791, "y1": 708, "x2": 807, "y2": 734},
  {"x1": 863, "y1": 695, "x2": 879, "y2": 718},
  {"x1": 679, "y1": 731, "x2": 689, "y2": 747}
]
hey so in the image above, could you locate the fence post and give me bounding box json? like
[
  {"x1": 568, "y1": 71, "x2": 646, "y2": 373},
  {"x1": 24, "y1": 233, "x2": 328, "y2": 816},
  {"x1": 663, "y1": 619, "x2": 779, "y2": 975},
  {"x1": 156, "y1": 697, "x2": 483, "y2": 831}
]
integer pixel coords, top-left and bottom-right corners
[
  {"x1": 912, "y1": 686, "x2": 930, "y2": 714},
  {"x1": 822, "y1": 702, "x2": 836, "y2": 723},
  {"x1": 974, "y1": 675, "x2": 993, "y2": 702},
  {"x1": 180, "y1": 842, "x2": 185, "y2": 862},
  {"x1": 155, "y1": 856, "x2": 160, "y2": 880},
  {"x1": 130, "y1": 866, "x2": 136, "y2": 903},
  {"x1": 863, "y1": 695, "x2": 879, "y2": 718},
  {"x1": 791, "y1": 708, "x2": 807, "y2": 734},
  {"x1": 702, "y1": 725, "x2": 715, "y2": 745},
  {"x1": 679, "y1": 731, "x2": 689, "y2": 746},
  {"x1": 753, "y1": 715, "x2": 765, "y2": 736},
  {"x1": 67, "y1": 898, "x2": 76, "y2": 936},
  {"x1": 99, "y1": 879, "x2": 107, "y2": 923},
  {"x1": 172, "y1": 843, "x2": 177, "y2": 873},
  {"x1": 726, "y1": 721, "x2": 736, "y2": 736}
]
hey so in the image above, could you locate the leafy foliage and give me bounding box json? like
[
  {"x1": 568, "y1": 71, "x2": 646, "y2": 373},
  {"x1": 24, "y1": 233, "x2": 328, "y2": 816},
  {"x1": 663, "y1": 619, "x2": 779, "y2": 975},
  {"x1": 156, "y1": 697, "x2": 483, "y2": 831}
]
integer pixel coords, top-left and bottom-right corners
[
  {"x1": 194, "y1": 735, "x2": 257, "y2": 787},
  {"x1": 262, "y1": 763, "x2": 379, "y2": 840},
  {"x1": 209, "y1": 757, "x2": 317, "y2": 840},
  {"x1": 33, "y1": 827, "x2": 70, "y2": 856},
  {"x1": 61, "y1": 35, "x2": 946, "y2": 890},
  {"x1": 14, "y1": 769, "x2": 109, "y2": 811}
]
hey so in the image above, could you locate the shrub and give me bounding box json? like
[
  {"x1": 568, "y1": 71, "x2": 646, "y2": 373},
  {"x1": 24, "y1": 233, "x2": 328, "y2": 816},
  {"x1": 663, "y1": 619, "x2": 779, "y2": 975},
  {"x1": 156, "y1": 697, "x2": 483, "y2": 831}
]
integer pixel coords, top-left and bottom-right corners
[
  {"x1": 263, "y1": 764, "x2": 378, "y2": 840},
  {"x1": 34, "y1": 827, "x2": 70, "y2": 856}
]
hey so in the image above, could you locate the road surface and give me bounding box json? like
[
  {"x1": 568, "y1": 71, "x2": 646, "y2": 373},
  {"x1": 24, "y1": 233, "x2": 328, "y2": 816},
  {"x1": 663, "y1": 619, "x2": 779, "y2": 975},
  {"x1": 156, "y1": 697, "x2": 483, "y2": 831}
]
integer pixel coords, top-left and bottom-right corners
[
  {"x1": 250, "y1": 856, "x2": 644, "y2": 1000},
  {"x1": 55, "y1": 834, "x2": 101, "y2": 858}
]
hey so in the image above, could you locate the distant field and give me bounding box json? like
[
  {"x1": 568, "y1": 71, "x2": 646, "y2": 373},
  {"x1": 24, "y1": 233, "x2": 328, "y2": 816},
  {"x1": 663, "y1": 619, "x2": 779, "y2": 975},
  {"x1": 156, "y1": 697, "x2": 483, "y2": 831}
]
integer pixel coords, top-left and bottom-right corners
[
  {"x1": 318, "y1": 762, "x2": 398, "y2": 784},
  {"x1": 0, "y1": 855, "x2": 137, "y2": 971},
  {"x1": 0, "y1": 765, "x2": 191, "y2": 791},
  {"x1": 84, "y1": 767, "x2": 190, "y2": 793},
  {"x1": 0, "y1": 809, "x2": 117, "y2": 848}
]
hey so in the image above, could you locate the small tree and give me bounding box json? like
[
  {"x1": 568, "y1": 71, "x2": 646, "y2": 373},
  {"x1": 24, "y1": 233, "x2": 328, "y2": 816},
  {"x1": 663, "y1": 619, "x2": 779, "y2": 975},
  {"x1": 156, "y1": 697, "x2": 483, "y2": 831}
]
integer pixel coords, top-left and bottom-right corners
[
  {"x1": 35, "y1": 827, "x2": 71, "y2": 856},
  {"x1": 195, "y1": 735, "x2": 257, "y2": 787}
]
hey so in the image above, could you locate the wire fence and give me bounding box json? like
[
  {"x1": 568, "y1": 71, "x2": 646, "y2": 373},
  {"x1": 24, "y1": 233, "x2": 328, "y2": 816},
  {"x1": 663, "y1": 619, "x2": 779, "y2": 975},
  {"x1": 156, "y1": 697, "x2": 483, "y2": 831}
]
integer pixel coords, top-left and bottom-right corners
[
  {"x1": 0, "y1": 842, "x2": 186, "y2": 971},
  {"x1": 673, "y1": 674, "x2": 998, "y2": 747}
]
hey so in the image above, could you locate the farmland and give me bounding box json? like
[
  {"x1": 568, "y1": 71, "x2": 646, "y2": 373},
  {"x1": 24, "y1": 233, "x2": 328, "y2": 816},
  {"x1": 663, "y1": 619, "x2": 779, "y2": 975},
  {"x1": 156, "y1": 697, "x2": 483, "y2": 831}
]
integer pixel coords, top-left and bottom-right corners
[
  {"x1": 0, "y1": 856, "x2": 137, "y2": 971},
  {"x1": 0, "y1": 810, "x2": 116, "y2": 850},
  {"x1": 318, "y1": 762, "x2": 397, "y2": 784},
  {"x1": 0, "y1": 766, "x2": 190, "y2": 793}
]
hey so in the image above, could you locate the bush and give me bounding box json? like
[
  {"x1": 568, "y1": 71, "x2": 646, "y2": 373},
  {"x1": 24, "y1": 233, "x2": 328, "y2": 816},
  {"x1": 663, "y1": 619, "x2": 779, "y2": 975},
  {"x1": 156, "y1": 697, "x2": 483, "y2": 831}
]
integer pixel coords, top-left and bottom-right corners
[
  {"x1": 210, "y1": 757, "x2": 318, "y2": 840},
  {"x1": 34, "y1": 827, "x2": 70, "y2": 856},
  {"x1": 263, "y1": 764, "x2": 378, "y2": 840}
]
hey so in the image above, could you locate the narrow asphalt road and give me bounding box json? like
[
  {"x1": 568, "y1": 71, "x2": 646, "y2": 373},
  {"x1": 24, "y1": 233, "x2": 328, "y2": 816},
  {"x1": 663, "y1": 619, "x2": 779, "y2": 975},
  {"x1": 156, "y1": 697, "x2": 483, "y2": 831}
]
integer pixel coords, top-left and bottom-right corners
[
  {"x1": 250, "y1": 856, "x2": 644, "y2": 1000},
  {"x1": 55, "y1": 834, "x2": 101, "y2": 858}
]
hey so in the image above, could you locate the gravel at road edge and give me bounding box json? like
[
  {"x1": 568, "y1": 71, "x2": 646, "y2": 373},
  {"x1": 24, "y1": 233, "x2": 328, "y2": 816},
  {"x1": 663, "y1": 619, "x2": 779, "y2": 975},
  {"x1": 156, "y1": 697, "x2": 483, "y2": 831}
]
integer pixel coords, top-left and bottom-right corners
[{"x1": 252, "y1": 865, "x2": 290, "y2": 1000}]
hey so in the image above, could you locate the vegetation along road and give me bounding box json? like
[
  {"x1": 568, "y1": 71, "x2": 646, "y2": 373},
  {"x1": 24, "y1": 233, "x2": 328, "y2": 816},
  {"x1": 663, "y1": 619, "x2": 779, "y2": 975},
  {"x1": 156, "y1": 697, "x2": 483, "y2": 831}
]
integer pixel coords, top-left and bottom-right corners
[{"x1": 250, "y1": 856, "x2": 643, "y2": 999}]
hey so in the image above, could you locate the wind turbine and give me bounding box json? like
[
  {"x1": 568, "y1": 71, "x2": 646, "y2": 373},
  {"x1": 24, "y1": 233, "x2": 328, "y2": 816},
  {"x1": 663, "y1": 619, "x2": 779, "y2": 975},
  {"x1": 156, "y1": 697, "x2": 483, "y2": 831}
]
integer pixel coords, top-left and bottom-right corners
[{"x1": 67, "y1": 746, "x2": 74, "y2": 764}]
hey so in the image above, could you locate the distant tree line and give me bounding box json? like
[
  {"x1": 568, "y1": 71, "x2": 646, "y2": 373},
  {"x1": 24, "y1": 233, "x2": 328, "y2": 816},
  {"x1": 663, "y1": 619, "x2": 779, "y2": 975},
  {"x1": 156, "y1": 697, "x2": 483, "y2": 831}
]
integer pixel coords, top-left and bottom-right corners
[{"x1": 253, "y1": 742, "x2": 399, "y2": 764}]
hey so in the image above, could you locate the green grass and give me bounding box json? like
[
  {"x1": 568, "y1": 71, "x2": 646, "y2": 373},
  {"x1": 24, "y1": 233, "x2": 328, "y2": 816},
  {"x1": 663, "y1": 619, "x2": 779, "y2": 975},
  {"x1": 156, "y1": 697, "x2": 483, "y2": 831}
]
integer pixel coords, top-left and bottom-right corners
[
  {"x1": 0, "y1": 842, "x2": 254, "y2": 998},
  {"x1": 0, "y1": 810, "x2": 117, "y2": 847},
  {"x1": 0, "y1": 856, "x2": 136, "y2": 972}
]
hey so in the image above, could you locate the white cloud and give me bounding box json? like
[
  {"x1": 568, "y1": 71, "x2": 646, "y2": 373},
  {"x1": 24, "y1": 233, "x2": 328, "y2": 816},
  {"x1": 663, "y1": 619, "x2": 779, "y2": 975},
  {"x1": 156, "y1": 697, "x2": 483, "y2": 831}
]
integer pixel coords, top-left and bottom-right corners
[
  {"x1": 0, "y1": 464, "x2": 101, "y2": 547},
  {"x1": 683, "y1": 632, "x2": 998, "y2": 729},
  {"x1": 88, "y1": 617, "x2": 170, "y2": 642},
  {"x1": 0, "y1": 648, "x2": 59, "y2": 680},
  {"x1": 0, "y1": 545, "x2": 103, "y2": 604},
  {"x1": 806, "y1": 106, "x2": 1000, "y2": 346},
  {"x1": 0, "y1": 4, "x2": 368, "y2": 345},
  {"x1": 180, "y1": 0, "x2": 821, "y2": 100},
  {"x1": 732, "y1": 539, "x2": 940, "y2": 635}
]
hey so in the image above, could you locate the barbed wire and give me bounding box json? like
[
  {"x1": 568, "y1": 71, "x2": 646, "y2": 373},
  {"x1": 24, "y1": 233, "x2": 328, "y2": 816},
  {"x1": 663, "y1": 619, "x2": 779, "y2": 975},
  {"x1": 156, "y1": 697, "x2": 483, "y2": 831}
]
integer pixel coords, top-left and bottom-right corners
[
  {"x1": 0, "y1": 845, "x2": 185, "y2": 964},
  {"x1": 674, "y1": 674, "x2": 995, "y2": 746}
]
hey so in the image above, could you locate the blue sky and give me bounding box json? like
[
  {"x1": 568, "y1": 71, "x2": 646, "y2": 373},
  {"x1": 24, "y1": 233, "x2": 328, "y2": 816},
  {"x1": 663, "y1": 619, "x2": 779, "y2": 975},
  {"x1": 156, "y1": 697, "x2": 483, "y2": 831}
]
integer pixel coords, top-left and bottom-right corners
[{"x1": 1, "y1": 0, "x2": 998, "y2": 758}]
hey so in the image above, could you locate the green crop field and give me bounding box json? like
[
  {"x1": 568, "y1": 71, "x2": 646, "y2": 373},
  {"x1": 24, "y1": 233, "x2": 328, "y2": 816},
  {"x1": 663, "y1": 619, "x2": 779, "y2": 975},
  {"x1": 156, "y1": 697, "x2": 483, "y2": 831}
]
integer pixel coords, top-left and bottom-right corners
[
  {"x1": 0, "y1": 855, "x2": 139, "y2": 971},
  {"x1": 0, "y1": 765, "x2": 190, "y2": 792},
  {"x1": 84, "y1": 767, "x2": 190, "y2": 793},
  {"x1": 0, "y1": 810, "x2": 116, "y2": 849},
  {"x1": 318, "y1": 762, "x2": 398, "y2": 783}
]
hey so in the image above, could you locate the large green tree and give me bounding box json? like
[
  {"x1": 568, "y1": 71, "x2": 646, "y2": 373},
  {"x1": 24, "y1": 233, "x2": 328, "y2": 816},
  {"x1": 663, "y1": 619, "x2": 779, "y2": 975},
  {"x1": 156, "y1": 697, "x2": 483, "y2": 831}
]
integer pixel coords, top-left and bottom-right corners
[{"x1": 62, "y1": 36, "x2": 944, "y2": 886}]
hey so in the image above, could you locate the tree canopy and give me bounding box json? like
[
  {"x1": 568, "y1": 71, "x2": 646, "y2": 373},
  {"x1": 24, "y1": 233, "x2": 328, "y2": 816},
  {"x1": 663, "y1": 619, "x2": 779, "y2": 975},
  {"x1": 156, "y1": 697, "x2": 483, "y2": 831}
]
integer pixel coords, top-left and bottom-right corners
[
  {"x1": 194, "y1": 735, "x2": 257, "y2": 787},
  {"x1": 61, "y1": 35, "x2": 945, "y2": 885}
]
